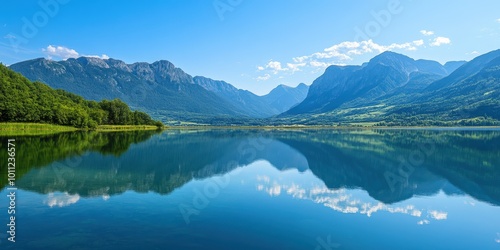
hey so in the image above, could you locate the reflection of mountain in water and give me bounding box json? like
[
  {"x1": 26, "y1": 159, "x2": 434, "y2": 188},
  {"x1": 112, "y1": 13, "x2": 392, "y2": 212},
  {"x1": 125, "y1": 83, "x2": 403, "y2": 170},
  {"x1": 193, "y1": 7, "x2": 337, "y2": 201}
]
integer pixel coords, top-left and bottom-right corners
[
  {"x1": 6, "y1": 129, "x2": 500, "y2": 206},
  {"x1": 274, "y1": 130, "x2": 500, "y2": 205}
]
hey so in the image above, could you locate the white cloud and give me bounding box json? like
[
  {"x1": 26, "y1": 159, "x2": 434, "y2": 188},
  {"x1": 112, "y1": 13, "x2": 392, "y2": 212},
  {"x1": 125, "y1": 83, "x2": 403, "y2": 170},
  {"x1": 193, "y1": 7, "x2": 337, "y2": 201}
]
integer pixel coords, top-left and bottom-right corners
[
  {"x1": 287, "y1": 62, "x2": 306, "y2": 73},
  {"x1": 42, "y1": 45, "x2": 79, "y2": 60},
  {"x1": 430, "y1": 37, "x2": 451, "y2": 47},
  {"x1": 3, "y1": 34, "x2": 16, "y2": 39},
  {"x1": 46, "y1": 192, "x2": 80, "y2": 208},
  {"x1": 267, "y1": 61, "x2": 285, "y2": 73},
  {"x1": 256, "y1": 74, "x2": 271, "y2": 81},
  {"x1": 42, "y1": 45, "x2": 110, "y2": 60},
  {"x1": 428, "y1": 210, "x2": 448, "y2": 220},
  {"x1": 255, "y1": 37, "x2": 440, "y2": 80},
  {"x1": 420, "y1": 30, "x2": 434, "y2": 36},
  {"x1": 413, "y1": 39, "x2": 424, "y2": 46},
  {"x1": 497, "y1": 18, "x2": 500, "y2": 23},
  {"x1": 309, "y1": 60, "x2": 333, "y2": 68},
  {"x1": 257, "y1": 60, "x2": 290, "y2": 74},
  {"x1": 86, "y1": 54, "x2": 110, "y2": 60},
  {"x1": 293, "y1": 39, "x2": 425, "y2": 69}
]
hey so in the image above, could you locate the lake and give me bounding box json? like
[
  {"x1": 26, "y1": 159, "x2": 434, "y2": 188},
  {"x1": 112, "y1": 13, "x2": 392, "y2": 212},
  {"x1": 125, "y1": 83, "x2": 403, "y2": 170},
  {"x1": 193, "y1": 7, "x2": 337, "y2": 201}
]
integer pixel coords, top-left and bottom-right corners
[{"x1": 1, "y1": 129, "x2": 500, "y2": 249}]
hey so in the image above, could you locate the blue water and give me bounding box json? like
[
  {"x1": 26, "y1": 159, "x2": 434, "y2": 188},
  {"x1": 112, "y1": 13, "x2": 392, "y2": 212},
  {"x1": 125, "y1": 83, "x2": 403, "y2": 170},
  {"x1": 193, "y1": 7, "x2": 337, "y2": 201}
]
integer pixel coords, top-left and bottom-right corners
[{"x1": 1, "y1": 129, "x2": 499, "y2": 249}]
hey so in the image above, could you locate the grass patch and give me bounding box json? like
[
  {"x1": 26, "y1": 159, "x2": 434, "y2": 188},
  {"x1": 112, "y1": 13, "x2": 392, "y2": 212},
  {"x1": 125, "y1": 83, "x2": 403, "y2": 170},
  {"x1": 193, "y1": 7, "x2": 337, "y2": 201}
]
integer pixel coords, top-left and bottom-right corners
[
  {"x1": 0, "y1": 122, "x2": 77, "y2": 136},
  {"x1": 96, "y1": 125, "x2": 162, "y2": 131},
  {"x1": 0, "y1": 123, "x2": 163, "y2": 136}
]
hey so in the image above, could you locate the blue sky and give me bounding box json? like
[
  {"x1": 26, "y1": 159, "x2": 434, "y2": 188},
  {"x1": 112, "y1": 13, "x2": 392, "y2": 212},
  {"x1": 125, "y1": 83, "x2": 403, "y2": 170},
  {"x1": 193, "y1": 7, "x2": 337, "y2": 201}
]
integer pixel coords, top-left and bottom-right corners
[{"x1": 1, "y1": 0, "x2": 500, "y2": 95}]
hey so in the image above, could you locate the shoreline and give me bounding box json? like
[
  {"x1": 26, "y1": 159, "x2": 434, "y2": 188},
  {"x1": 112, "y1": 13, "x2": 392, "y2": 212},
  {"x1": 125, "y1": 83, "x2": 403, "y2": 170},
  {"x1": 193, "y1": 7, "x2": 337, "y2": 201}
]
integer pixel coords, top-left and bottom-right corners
[
  {"x1": 2, "y1": 122, "x2": 500, "y2": 136},
  {"x1": 0, "y1": 123, "x2": 161, "y2": 136},
  {"x1": 0, "y1": 122, "x2": 500, "y2": 136}
]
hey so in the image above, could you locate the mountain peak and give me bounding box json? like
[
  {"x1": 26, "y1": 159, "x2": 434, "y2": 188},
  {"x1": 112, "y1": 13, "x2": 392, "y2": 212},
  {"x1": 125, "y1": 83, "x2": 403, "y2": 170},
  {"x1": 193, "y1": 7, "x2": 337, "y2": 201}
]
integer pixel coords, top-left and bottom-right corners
[
  {"x1": 76, "y1": 56, "x2": 110, "y2": 68},
  {"x1": 370, "y1": 51, "x2": 413, "y2": 63}
]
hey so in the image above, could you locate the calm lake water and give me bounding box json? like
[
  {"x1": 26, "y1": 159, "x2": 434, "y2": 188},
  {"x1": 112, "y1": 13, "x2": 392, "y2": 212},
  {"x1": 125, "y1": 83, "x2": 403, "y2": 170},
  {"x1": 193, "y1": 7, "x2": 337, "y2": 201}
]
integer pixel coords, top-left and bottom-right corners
[{"x1": 1, "y1": 129, "x2": 500, "y2": 249}]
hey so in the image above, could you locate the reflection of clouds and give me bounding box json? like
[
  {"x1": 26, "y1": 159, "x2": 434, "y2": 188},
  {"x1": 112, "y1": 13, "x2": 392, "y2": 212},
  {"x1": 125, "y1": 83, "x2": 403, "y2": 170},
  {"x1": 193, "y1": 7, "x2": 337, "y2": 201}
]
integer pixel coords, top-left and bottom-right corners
[
  {"x1": 464, "y1": 200, "x2": 476, "y2": 206},
  {"x1": 257, "y1": 182, "x2": 281, "y2": 196},
  {"x1": 46, "y1": 192, "x2": 80, "y2": 208},
  {"x1": 428, "y1": 210, "x2": 448, "y2": 220},
  {"x1": 256, "y1": 175, "x2": 270, "y2": 183},
  {"x1": 417, "y1": 220, "x2": 430, "y2": 225},
  {"x1": 495, "y1": 233, "x2": 500, "y2": 243},
  {"x1": 256, "y1": 176, "x2": 448, "y2": 222}
]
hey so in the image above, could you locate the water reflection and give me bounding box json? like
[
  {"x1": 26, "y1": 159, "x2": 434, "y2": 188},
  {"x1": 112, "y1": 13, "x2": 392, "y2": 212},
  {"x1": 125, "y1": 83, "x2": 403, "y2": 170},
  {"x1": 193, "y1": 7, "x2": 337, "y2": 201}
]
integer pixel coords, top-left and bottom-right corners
[
  {"x1": 1, "y1": 129, "x2": 500, "y2": 249},
  {"x1": 3, "y1": 129, "x2": 499, "y2": 207}
]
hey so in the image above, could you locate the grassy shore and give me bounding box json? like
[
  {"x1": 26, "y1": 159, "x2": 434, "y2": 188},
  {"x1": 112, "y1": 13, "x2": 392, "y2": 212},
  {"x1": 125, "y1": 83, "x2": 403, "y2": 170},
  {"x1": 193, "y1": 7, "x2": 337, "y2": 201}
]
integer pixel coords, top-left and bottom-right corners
[
  {"x1": 96, "y1": 125, "x2": 161, "y2": 131},
  {"x1": 0, "y1": 122, "x2": 78, "y2": 136},
  {"x1": 0, "y1": 123, "x2": 162, "y2": 136},
  {"x1": 2, "y1": 122, "x2": 499, "y2": 136}
]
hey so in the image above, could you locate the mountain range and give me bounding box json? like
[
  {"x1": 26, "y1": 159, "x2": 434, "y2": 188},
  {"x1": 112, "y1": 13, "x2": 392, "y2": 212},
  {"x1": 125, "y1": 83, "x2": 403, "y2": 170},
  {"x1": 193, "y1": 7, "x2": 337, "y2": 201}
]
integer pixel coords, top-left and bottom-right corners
[
  {"x1": 8, "y1": 49, "x2": 500, "y2": 126},
  {"x1": 9, "y1": 57, "x2": 308, "y2": 123}
]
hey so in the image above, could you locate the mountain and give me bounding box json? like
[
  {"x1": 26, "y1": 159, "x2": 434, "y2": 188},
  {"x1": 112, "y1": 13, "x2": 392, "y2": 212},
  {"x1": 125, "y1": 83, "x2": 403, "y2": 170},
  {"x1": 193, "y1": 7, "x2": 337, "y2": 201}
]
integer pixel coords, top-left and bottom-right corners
[
  {"x1": 193, "y1": 76, "x2": 275, "y2": 118},
  {"x1": 390, "y1": 50, "x2": 500, "y2": 121},
  {"x1": 0, "y1": 64, "x2": 159, "y2": 128},
  {"x1": 194, "y1": 76, "x2": 308, "y2": 117},
  {"x1": 261, "y1": 83, "x2": 309, "y2": 113},
  {"x1": 10, "y1": 57, "x2": 309, "y2": 122},
  {"x1": 281, "y1": 50, "x2": 500, "y2": 126},
  {"x1": 8, "y1": 50, "x2": 500, "y2": 126},
  {"x1": 443, "y1": 61, "x2": 467, "y2": 74},
  {"x1": 284, "y1": 51, "x2": 448, "y2": 116},
  {"x1": 426, "y1": 50, "x2": 500, "y2": 91},
  {"x1": 9, "y1": 57, "x2": 247, "y2": 122}
]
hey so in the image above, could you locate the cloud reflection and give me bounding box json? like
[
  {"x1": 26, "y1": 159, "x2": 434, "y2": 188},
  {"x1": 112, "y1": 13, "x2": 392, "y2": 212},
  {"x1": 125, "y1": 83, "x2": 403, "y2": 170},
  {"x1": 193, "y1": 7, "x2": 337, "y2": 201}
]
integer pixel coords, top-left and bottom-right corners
[
  {"x1": 428, "y1": 210, "x2": 448, "y2": 220},
  {"x1": 46, "y1": 192, "x2": 80, "y2": 208},
  {"x1": 256, "y1": 174, "x2": 449, "y2": 223}
]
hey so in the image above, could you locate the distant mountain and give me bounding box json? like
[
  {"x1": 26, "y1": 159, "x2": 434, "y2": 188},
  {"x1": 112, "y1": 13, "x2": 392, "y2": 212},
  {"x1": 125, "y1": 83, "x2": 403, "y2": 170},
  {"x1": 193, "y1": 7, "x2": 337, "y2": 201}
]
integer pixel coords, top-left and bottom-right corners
[
  {"x1": 10, "y1": 57, "x2": 308, "y2": 122},
  {"x1": 194, "y1": 76, "x2": 308, "y2": 117},
  {"x1": 390, "y1": 50, "x2": 500, "y2": 121},
  {"x1": 193, "y1": 76, "x2": 274, "y2": 118},
  {"x1": 262, "y1": 83, "x2": 309, "y2": 113},
  {"x1": 281, "y1": 50, "x2": 500, "y2": 126},
  {"x1": 9, "y1": 57, "x2": 248, "y2": 122},
  {"x1": 8, "y1": 49, "x2": 500, "y2": 126},
  {"x1": 443, "y1": 61, "x2": 467, "y2": 74},
  {"x1": 426, "y1": 50, "x2": 500, "y2": 91},
  {"x1": 284, "y1": 51, "x2": 448, "y2": 116}
]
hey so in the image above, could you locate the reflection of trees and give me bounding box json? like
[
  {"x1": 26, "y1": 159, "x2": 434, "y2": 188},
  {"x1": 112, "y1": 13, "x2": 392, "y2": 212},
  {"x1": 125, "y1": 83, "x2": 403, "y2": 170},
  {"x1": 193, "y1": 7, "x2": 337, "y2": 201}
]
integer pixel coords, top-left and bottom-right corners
[{"x1": 0, "y1": 130, "x2": 160, "y2": 188}]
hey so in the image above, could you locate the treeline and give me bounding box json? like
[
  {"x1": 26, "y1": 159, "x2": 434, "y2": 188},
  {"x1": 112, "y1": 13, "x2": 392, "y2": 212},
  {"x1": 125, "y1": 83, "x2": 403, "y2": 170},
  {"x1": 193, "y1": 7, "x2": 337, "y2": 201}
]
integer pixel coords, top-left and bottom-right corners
[{"x1": 0, "y1": 64, "x2": 162, "y2": 128}]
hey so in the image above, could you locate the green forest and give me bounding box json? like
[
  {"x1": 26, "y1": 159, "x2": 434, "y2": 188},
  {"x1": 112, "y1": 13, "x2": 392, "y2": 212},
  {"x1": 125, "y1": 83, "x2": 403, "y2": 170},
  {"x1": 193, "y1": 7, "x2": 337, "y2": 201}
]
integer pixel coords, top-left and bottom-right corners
[{"x1": 0, "y1": 64, "x2": 162, "y2": 129}]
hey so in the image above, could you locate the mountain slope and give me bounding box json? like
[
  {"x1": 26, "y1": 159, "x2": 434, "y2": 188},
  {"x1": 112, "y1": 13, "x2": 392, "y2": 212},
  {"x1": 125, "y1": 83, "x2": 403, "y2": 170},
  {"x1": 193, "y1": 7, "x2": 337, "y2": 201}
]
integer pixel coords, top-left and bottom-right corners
[
  {"x1": 390, "y1": 52, "x2": 500, "y2": 121},
  {"x1": 9, "y1": 57, "x2": 247, "y2": 121},
  {"x1": 0, "y1": 64, "x2": 159, "y2": 128},
  {"x1": 193, "y1": 76, "x2": 275, "y2": 117},
  {"x1": 261, "y1": 83, "x2": 309, "y2": 113},
  {"x1": 194, "y1": 76, "x2": 308, "y2": 117},
  {"x1": 284, "y1": 51, "x2": 447, "y2": 116},
  {"x1": 426, "y1": 50, "x2": 500, "y2": 91}
]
